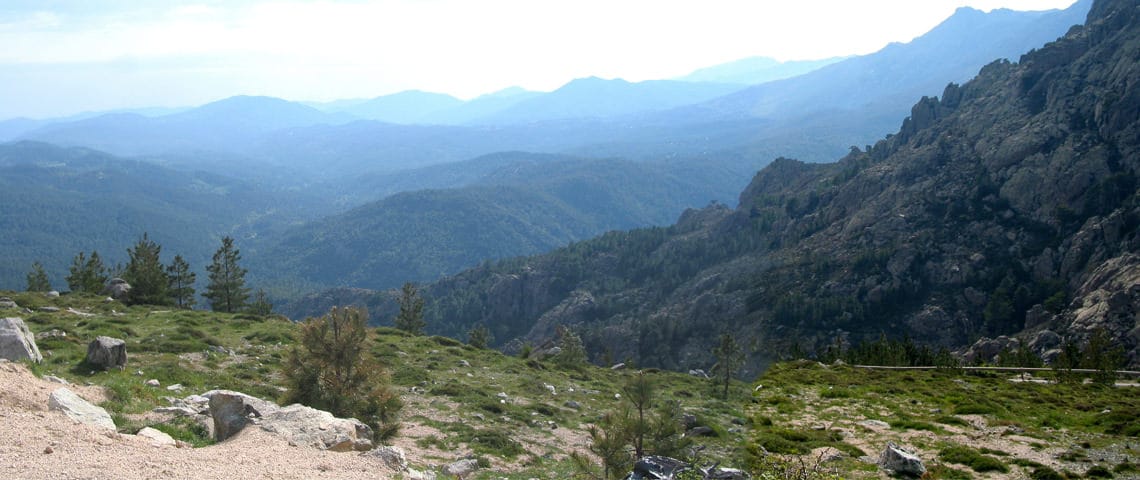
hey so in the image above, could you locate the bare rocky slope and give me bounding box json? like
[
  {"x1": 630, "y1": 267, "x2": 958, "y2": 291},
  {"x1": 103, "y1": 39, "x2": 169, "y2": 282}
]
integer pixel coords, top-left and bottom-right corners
[{"x1": 290, "y1": 0, "x2": 1140, "y2": 375}]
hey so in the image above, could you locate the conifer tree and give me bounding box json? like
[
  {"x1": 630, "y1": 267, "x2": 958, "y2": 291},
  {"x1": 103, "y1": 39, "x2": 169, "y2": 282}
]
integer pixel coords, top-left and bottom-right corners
[
  {"x1": 166, "y1": 255, "x2": 196, "y2": 309},
  {"x1": 711, "y1": 333, "x2": 745, "y2": 399},
  {"x1": 67, "y1": 251, "x2": 108, "y2": 293},
  {"x1": 467, "y1": 323, "x2": 493, "y2": 349},
  {"x1": 204, "y1": 236, "x2": 249, "y2": 313},
  {"x1": 26, "y1": 262, "x2": 51, "y2": 292},
  {"x1": 248, "y1": 289, "x2": 273, "y2": 316},
  {"x1": 394, "y1": 282, "x2": 425, "y2": 335},
  {"x1": 283, "y1": 306, "x2": 402, "y2": 440},
  {"x1": 555, "y1": 324, "x2": 588, "y2": 368},
  {"x1": 123, "y1": 233, "x2": 170, "y2": 306}
]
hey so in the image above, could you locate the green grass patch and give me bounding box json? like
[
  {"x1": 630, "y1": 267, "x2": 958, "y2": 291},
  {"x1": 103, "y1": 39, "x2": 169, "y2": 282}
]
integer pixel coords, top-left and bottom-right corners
[{"x1": 938, "y1": 445, "x2": 1009, "y2": 473}]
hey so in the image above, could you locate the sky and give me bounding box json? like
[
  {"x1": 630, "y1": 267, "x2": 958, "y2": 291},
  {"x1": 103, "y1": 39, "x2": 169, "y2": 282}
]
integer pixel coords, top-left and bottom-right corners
[{"x1": 0, "y1": 0, "x2": 1080, "y2": 119}]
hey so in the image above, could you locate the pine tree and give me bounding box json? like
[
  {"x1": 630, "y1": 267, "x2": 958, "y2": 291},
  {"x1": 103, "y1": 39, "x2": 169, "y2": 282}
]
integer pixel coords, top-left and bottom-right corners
[
  {"x1": 248, "y1": 289, "x2": 273, "y2": 316},
  {"x1": 204, "y1": 236, "x2": 249, "y2": 313},
  {"x1": 467, "y1": 323, "x2": 493, "y2": 349},
  {"x1": 166, "y1": 255, "x2": 196, "y2": 309},
  {"x1": 394, "y1": 282, "x2": 425, "y2": 335},
  {"x1": 711, "y1": 333, "x2": 745, "y2": 399},
  {"x1": 556, "y1": 324, "x2": 588, "y2": 368},
  {"x1": 123, "y1": 233, "x2": 170, "y2": 306},
  {"x1": 283, "y1": 306, "x2": 402, "y2": 440},
  {"x1": 26, "y1": 262, "x2": 51, "y2": 292},
  {"x1": 67, "y1": 251, "x2": 108, "y2": 293}
]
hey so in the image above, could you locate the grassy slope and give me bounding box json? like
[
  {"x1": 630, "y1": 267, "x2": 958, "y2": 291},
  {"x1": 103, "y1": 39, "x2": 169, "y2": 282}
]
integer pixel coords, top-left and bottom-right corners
[
  {"x1": 2, "y1": 291, "x2": 751, "y2": 479},
  {"x1": 8, "y1": 291, "x2": 1138, "y2": 479},
  {"x1": 750, "y1": 361, "x2": 1140, "y2": 479}
]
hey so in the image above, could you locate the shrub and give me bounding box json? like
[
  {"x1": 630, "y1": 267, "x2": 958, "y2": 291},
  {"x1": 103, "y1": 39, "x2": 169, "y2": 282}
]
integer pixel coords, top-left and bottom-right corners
[{"x1": 282, "y1": 306, "x2": 402, "y2": 441}]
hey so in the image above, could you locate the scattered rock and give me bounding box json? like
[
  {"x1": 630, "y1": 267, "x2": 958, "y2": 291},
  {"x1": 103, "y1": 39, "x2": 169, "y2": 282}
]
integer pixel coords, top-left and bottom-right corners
[
  {"x1": 458, "y1": 359, "x2": 471, "y2": 368},
  {"x1": 166, "y1": 383, "x2": 184, "y2": 392},
  {"x1": 543, "y1": 383, "x2": 556, "y2": 395},
  {"x1": 685, "y1": 426, "x2": 715, "y2": 437},
  {"x1": 35, "y1": 329, "x2": 66, "y2": 339},
  {"x1": 625, "y1": 456, "x2": 689, "y2": 479},
  {"x1": 101, "y1": 278, "x2": 131, "y2": 300},
  {"x1": 688, "y1": 369, "x2": 709, "y2": 378},
  {"x1": 207, "y1": 390, "x2": 273, "y2": 441},
  {"x1": 564, "y1": 400, "x2": 581, "y2": 410},
  {"x1": 48, "y1": 387, "x2": 116, "y2": 431},
  {"x1": 859, "y1": 419, "x2": 891, "y2": 429},
  {"x1": 260, "y1": 404, "x2": 374, "y2": 452},
  {"x1": 146, "y1": 379, "x2": 160, "y2": 387},
  {"x1": 610, "y1": 363, "x2": 626, "y2": 370},
  {"x1": 0, "y1": 317, "x2": 43, "y2": 363},
  {"x1": 366, "y1": 445, "x2": 408, "y2": 471},
  {"x1": 443, "y1": 458, "x2": 478, "y2": 478},
  {"x1": 85, "y1": 336, "x2": 127, "y2": 370},
  {"x1": 45, "y1": 291, "x2": 60, "y2": 298},
  {"x1": 38, "y1": 306, "x2": 60, "y2": 313},
  {"x1": 44, "y1": 375, "x2": 69, "y2": 385},
  {"x1": 0, "y1": 297, "x2": 17, "y2": 309},
  {"x1": 878, "y1": 442, "x2": 925, "y2": 477},
  {"x1": 43, "y1": 446, "x2": 53, "y2": 454},
  {"x1": 137, "y1": 427, "x2": 177, "y2": 447},
  {"x1": 496, "y1": 392, "x2": 509, "y2": 401}
]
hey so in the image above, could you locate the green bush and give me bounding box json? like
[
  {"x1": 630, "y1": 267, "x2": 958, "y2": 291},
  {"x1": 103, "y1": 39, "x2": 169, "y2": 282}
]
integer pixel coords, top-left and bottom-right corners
[{"x1": 939, "y1": 445, "x2": 1009, "y2": 473}]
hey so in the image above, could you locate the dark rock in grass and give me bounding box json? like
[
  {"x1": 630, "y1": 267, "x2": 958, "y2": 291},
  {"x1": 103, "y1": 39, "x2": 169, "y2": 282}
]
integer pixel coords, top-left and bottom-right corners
[
  {"x1": 85, "y1": 336, "x2": 126, "y2": 370},
  {"x1": 879, "y1": 442, "x2": 926, "y2": 477}
]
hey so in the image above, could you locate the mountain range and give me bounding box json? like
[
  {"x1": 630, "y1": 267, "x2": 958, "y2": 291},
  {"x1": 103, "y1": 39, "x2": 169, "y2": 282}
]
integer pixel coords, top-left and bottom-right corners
[
  {"x1": 0, "y1": 0, "x2": 1110, "y2": 367},
  {"x1": 283, "y1": 0, "x2": 1140, "y2": 373}
]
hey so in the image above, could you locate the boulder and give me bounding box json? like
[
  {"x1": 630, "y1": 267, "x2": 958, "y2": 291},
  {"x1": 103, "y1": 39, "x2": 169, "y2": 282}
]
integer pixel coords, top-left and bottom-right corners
[
  {"x1": 137, "y1": 427, "x2": 177, "y2": 447},
  {"x1": 101, "y1": 278, "x2": 131, "y2": 300},
  {"x1": 624, "y1": 456, "x2": 688, "y2": 479},
  {"x1": 86, "y1": 336, "x2": 127, "y2": 370},
  {"x1": 366, "y1": 445, "x2": 408, "y2": 471},
  {"x1": 878, "y1": 442, "x2": 925, "y2": 477},
  {"x1": 0, "y1": 297, "x2": 17, "y2": 309},
  {"x1": 48, "y1": 388, "x2": 116, "y2": 431},
  {"x1": 205, "y1": 390, "x2": 277, "y2": 441},
  {"x1": 259, "y1": 404, "x2": 374, "y2": 452},
  {"x1": 443, "y1": 458, "x2": 478, "y2": 478},
  {"x1": 0, "y1": 317, "x2": 42, "y2": 363}
]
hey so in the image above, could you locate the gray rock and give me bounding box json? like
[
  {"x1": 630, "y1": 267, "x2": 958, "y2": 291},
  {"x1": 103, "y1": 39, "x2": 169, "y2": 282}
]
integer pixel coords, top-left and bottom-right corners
[
  {"x1": 0, "y1": 297, "x2": 17, "y2": 309},
  {"x1": 610, "y1": 362, "x2": 626, "y2": 370},
  {"x1": 86, "y1": 336, "x2": 127, "y2": 370},
  {"x1": 206, "y1": 390, "x2": 276, "y2": 441},
  {"x1": 367, "y1": 445, "x2": 408, "y2": 470},
  {"x1": 259, "y1": 403, "x2": 374, "y2": 452},
  {"x1": 37, "y1": 306, "x2": 60, "y2": 313},
  {"x1": 0, "y1": 317, "x2": 42, "y2": 363},
  {"x1": 137, "y1": 427, "x2": 177, "y2": 447},
  {"x1": 45, "y1": 291, "x2": 59, "y2": 298},
  {"x1": 101, "y1": 278, "x2": 131, "y2": 300},
  {"x1": 443, "y1": 458, "x2": 478, "y2": 478},
  {"x1": 878, "y1": 442, "x2": 925, "y2": 477},
  {"x1": 44, "y1": 375, "x2": 69, "y2": 385},
  {"x1": 48, "y1": 387, "x2": 116, "y2": 431},
  {"x1": 859, "y1": 419, "x2": 891, "y2": 429},
  {"x1": 685, "y1": 426, "x2": 715, "y2": 437}
]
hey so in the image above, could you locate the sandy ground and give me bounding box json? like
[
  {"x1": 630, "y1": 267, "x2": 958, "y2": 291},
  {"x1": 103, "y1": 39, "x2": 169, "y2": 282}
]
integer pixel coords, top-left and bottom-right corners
[{"x1": 0, "y1": 361, "x2": 405, "y2": 480}]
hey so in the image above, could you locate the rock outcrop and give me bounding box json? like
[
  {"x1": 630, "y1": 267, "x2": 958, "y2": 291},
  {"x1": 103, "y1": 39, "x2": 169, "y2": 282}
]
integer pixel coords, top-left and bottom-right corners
[
  {"x1": 48, "y1": 387, "x2": 116, "y2": 431},
  {"x1": 878, "y1": 442, "x2": 926, "y2": 477},
  {"x1": 85, "y1": 336, "x2": 127, "y2": 370},
  {"x1": 0, "y1": 317, "x2": 42, "y2": 363},
  {"x1": 202, "y1": 389, "x2": 373, "y2": 451},
  {"x1": 101, "y1": 278, "x2": 131, "y2": 300}
]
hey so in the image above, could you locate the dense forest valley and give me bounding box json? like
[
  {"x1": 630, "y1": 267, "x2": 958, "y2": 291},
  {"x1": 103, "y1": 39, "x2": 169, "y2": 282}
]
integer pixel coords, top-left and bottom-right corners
[{"x1": 3, "y1": 0, "x2": 1140, "y2": 478}]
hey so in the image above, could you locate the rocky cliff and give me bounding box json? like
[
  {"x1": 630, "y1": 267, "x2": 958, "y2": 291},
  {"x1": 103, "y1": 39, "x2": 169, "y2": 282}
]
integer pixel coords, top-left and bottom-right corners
[{"x1": 293, "y1": 0, "x2": 1140, "y2": 373}]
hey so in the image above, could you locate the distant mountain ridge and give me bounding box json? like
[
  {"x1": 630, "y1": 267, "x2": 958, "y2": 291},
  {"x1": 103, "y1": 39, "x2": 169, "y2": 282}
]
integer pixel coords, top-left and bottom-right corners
[{"x1": 676, "y1": 56, "x2": 847, "y2": 85}]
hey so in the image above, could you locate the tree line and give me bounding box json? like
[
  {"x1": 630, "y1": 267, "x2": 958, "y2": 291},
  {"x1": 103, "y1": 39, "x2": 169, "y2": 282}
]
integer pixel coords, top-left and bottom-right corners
[{"x1": 24, "y1": 233, "x2": 270, "y2": 314}]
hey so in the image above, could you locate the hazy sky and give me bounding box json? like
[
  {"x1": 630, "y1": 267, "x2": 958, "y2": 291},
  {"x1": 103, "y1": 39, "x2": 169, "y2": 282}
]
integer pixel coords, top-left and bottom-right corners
[{"x1": 1, "y1": 0, "x2": 1079, "y2": 119}]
